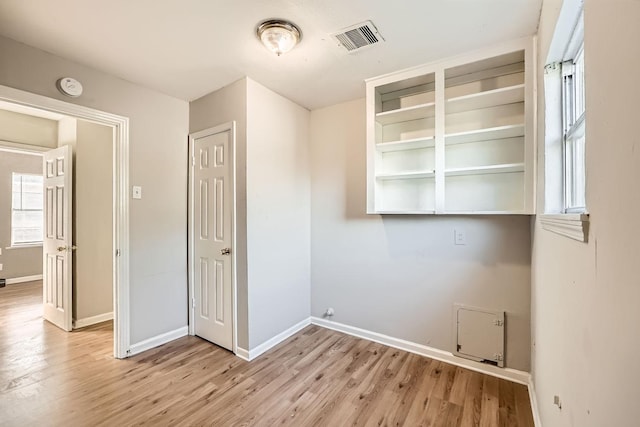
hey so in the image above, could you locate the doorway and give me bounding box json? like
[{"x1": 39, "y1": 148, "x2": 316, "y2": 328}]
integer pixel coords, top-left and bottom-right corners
[{"x1": 0, "y1": 85, "x2": 130, "y2": 358}]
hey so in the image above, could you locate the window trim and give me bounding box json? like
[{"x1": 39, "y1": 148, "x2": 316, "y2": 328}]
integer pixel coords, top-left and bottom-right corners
[{"x1": 540, "y1": 213, "x2": 589, "y2": 242}]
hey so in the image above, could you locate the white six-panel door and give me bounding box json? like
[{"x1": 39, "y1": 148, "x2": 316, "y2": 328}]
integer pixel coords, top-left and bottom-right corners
[
  {"x1": 42, "y1": 145, "x2": 73, "y2": 331},
  {"x1": 190, "y1": 124, "x2": 234, "y2": 351}
]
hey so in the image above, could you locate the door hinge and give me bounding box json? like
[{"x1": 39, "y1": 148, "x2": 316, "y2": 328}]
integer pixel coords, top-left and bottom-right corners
[
  {"x1": 115, "y1": 249, "x2": 121, "y2": 257},
  {"x1": 191, "y1": 297, "x2": 195, "y2": 308},
  {"x1": 494, "y1": 353, "x2": 504, "y2": 362},
  {"x1": 191, "y1": 155, "x2": 196, "y2": 166},
  {"x1": 494, "y1": 319, "x2": 504, "y2": 326}
]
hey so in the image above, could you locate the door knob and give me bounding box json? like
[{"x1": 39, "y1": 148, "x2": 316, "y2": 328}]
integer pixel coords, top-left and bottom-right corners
[
  {"x1": 57, "y1": 245, "x2": 78, "y2": 252},
  {"x1": 220, "y1": 248, "x2": 231, "y2": 255}
]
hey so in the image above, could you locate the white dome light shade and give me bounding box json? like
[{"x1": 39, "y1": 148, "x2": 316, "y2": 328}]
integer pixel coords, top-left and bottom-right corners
[{"x1": 257, "y1": 20, "x2": 301, "y2": 56}]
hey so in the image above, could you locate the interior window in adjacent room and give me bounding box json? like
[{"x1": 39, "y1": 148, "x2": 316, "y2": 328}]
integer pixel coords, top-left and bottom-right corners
[{"x1": 11, "y1": 173, "x2": 44, "y2": 246}]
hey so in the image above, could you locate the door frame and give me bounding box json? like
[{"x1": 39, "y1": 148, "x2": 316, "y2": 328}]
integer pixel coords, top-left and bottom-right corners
[
  {"x1": 187, "y1": 122, "x2": 237, "y2": 355},
  {"x1": 0, "y1": 84, "x2": 130, "y2": 359}
]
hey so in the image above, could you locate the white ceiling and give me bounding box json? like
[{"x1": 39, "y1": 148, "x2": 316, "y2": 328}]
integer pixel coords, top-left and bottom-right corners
[{"x1": 0, "y1": 0, "x2": 542, "y2": 110}]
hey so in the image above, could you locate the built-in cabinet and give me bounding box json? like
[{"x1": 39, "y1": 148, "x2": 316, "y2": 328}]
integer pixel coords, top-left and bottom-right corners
[{"x1": 366, "y1": 38, "x2": 535, "y2": 214}]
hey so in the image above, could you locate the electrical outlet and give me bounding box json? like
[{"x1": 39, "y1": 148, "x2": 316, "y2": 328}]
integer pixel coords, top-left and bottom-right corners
[
  {"x1": 0, "y1": 263, "x2": 3, "y2": 270},
  {"x1": 554, "y1": 395, "x2": 562, "y2": 409},
  {"x1": 454, "y1": 229, "x2": 466, "y2": 245}
]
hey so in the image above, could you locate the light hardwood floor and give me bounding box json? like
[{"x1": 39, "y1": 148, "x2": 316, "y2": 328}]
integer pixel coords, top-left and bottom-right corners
[{"x1": 0, "y1": 281, "x2": 534, "y2": 426}]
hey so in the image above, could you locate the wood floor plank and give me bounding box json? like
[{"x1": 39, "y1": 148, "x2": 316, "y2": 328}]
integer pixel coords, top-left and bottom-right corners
[
  {"x1": 460, "y1": 368, "x2": 484, "y2": 427},
  {"x1": 480, "y1": 375, "x2": 500, "y2": 427},
  {"x1": 0, "y1": 281, "x2": 536, "y2": 426}
]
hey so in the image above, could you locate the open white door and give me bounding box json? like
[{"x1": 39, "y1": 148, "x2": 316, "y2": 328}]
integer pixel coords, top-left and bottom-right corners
[
  {"x1": 42, "y1": 145, "x2": 73, "y2": 331},
  {"x1": 189, "y1": 124, "x2": 234, "y2": 351}
]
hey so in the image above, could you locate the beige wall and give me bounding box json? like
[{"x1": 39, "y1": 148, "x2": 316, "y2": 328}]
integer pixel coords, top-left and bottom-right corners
[
  {"x1": 310, "y1": 98, "x2": 532, "y2": 371},
  {"x1": 72, "y1": 120, "x2": 113, "y2": 321},
  {"x1": 190, "y1": 78, "x2": 249, "y2": 349},
  {"x1": 0, "y1": 35, "x2": 189, "y2": 344},
  {"x1": 531, "y1": 1, "x2": 640, "y2": 425},
  {"x1": 0, "y1": 150, "x2": 42, "y2": 279},
  {"x1": 190, "y1": 78, "x2": 312, "y2": 351},
  {"x1": 0, "y1": 108, "x2": 57, "y2": 148}
]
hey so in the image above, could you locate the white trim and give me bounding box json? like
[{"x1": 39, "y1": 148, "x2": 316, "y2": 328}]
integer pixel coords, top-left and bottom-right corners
[
  {"x1": 188, "y1": 122, "x2": 238, "y2": 354},
  {"x1": 311, "y1": 317, "x2": 530, "y2": 385},
  {"x1": 0, "y1": 84, "x2": 130, "y2": 359},
  {"x1": 239, "y1": 318, "x2": 311, "y2": 361},
  {"x1": 0, "y1": 141, "x2": 48, "y2": 154},
  {"x1": 235, "y1": 347, "x2": 250, "y2": 361},
  {"x1": 5, "y1": 274, "x2": 43, "y2": 284},
  {"x1": 73, "y1": 312, "x2": 113, "y2": 329},
  {"x1": 539, "y1": 213, "x2": 589, "y2": 242},
  {"x1": 5, "y1": 244, "x2": 43, "y2": 250},
  {"x1": 547, "y1": 0, "x2": 584, "y2": 64},
  {"x1": 528, "y1": 377, "x2": 542, "y2": 427},
  {"x1": 128, "y1": 326, "x2": 188, "y2": 356}
]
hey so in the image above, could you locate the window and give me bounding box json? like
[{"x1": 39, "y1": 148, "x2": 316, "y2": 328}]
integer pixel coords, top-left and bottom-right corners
[
  {"x1": 562, "y1": 42, "x2": 586, "y2": 212},
  {"x1": 12, "y1": 173, "x2": 44, "y2": 245},
  {"x1": 540, "y1": 5, "x2": 588, "y2": 242}
]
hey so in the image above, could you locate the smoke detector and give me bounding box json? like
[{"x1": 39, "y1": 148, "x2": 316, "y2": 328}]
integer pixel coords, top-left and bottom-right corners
[{"x1": 331, "y1": 20, "x2": 384, "y2": 53}]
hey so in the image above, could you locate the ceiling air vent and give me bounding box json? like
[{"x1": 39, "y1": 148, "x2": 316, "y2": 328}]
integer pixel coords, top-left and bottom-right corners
[{"x1": 331, "y1": 21, "x2": 384, "y2": 53}]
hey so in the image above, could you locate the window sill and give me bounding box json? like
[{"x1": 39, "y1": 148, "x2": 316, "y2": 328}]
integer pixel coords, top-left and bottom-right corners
[
  {"x1": 539, "y1": 213, "x2": 589, "y2": 242},
  {"x1": 6, "y1": 243, "x2": 43, "y2": 250}
]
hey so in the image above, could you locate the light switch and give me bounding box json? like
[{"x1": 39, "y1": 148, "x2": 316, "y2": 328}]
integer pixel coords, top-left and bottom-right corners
[
  {"x1": 132, "y1": 186, "x2": 142, "y2": 200},
  {"x1": 454, "y1": 229, "x2": 466, "y2": 245}
]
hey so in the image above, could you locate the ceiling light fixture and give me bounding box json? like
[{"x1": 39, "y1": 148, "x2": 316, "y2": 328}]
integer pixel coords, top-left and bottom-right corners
[{"x1": 257, "y1": 19, "x2": 301, "y2": 56}]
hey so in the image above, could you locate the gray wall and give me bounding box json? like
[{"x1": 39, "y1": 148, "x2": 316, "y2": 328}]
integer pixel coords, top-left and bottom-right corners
[
  {"x1": 532, "y1": 1, "x2": 640, "y2": 425},
  {"x1": 0, "y1": 35, "x2": 189, "y2": 344},
  {"x1": 190, "y1": 78, "x2": 312, "y2": 351},
  {"x1": 246, "y1": 78, "x2": 310, "y2": 348},
  {"x1": 73, "y1": 120, "x2": 113, "y2": 321},
  {"x1": 310, "y1": 98, "x2": 532, "y2": 371},
  {"x1": 0, "y1": 150, "x2": 42, "y2": 278}
]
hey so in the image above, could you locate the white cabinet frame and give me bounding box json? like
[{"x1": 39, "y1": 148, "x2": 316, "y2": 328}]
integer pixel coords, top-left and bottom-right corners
[{"x1": 366, "y1": 37, "x2": 536, "y2": 215}]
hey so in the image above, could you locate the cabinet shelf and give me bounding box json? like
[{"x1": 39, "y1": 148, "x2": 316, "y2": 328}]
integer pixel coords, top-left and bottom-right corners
[
  {"x1": 446, "y1": 84, "x2": 524, "y2": 115},
  {"x1": 376, "y1": 170, "x2": 435, "y2": 180},
  {"x1": 377, "y1": 136, "x2": 435, "y2": 152},
  {"x1": 376, "y1": 102, "x2": 436, "y2": 125},
  {"x1": 445, "y1": 163, "x2": 524, "y2": 177},
  {"x1": 445, "y1": 124, "x2": 524, "y2": 145}
]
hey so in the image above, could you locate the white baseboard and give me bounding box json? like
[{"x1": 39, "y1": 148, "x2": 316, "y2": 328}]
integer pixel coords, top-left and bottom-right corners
[
  {"x1": 238, "y1": 317, "x2": 311, "y2": 362},
  {"x1": 128, "y1": 326, "x2": 188, "y2": 357},
  {"x1": 528, "y1": 377, "x2": 542, "y2": 427},
  {"x1": 5, "y1": 274, "x2": 43, "y2": 284},
  {"x1": 235, "y1": 347, "x2": 250, "y2": 361},
  {"x1": 310, "y1": 317, "x2": 530, "y2": 386},
  {"x1": 74, "y1": 312, "x2": 113, "y2": 329}
]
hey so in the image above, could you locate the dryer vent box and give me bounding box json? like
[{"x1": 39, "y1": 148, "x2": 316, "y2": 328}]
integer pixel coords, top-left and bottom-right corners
[{"x1": 453, "y1": 304, "x2": 505, "y2": 367}]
